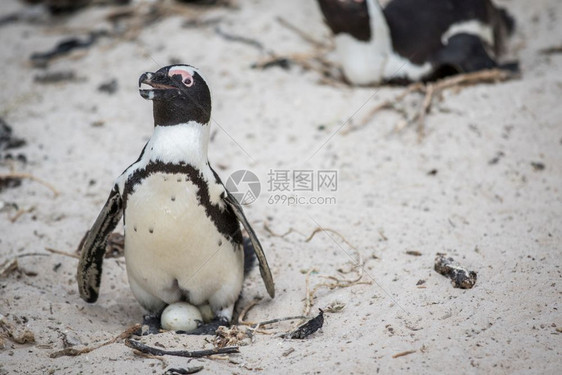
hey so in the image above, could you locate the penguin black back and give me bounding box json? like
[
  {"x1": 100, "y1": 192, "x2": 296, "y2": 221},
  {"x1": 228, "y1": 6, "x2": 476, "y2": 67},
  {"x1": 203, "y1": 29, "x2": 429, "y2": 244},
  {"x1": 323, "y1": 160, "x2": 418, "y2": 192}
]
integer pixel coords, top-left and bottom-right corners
[
  {"x1": 317, "y1": 0, "x2": 371, "y2": 41},
  {"x1": 383, "y1": 0, "x2": 512, "y2": 65},
  {"x1": 317, "y1": 0, "x2": 517, "y2": 84}
]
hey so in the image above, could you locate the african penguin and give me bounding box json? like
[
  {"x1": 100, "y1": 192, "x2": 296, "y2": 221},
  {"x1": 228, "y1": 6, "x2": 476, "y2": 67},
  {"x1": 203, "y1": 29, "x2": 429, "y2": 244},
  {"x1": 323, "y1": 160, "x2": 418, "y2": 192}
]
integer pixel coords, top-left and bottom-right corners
[
  {"x1": 317, "y1": 0, "x2": 516, "y2": 85},
  {"x1": 77, "y1": 64, "x2": 274, "y2": 334}
]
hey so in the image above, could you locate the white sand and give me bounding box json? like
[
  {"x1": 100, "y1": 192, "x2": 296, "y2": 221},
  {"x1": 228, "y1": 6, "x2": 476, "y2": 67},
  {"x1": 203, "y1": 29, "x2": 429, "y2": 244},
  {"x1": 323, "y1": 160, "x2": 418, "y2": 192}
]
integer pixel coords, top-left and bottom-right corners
[{"x1": 1, "y1": 0, "x2": 561, "y2": 373}]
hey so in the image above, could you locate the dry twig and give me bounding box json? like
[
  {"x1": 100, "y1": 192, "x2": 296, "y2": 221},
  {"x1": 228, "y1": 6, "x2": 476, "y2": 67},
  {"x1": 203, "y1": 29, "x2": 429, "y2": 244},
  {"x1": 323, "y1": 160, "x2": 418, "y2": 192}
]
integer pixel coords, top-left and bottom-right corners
[
  {"x1": 0, "y1": 258, "x2": 19, "y2": 278},
  {"x1": 50, "y1": 324, "x2": 140, "y2": 358},
  {"x1": 540, "y1": 45, "x2": 562, "y2": 55},
  {"x1": 301, "y1": 226, "x2": 370, "y2": 317},
  {"x1": 238, "y1": 299, "x2": 308, "y2": 335},
  {"x1": 0, "y1": 172, "x2": 59, "y2": 196},
  {"x1": 262, "y1": 222, "x2": 301, "y2": 238},
  {"x1": 9, "y1": 206, "x2": 35, "y2": 223},
  {"x1": 303, "y1": 267, "x2": 371, "y2": 317},
  {"x1": 276, "y1": 16, "x2": 329, "y2": 49},
  {"x1": 238, "y1": 299, "x2": 260, "y2": 326},
  {"x1": 45, "y1": 247, "x2": 79, "y2": 259},
  {"x1": 125, "y1": 340, "x2": 239, "y2": 358},
  {"x1": 392, "y1": 350, "x2": 416, "y2": 359},
  {"x1": 304, "y1": 227, "x2": 357, "y2": 250},
  {"x1": 342, "y1": 69, "x2": 516, "y2": 137}
]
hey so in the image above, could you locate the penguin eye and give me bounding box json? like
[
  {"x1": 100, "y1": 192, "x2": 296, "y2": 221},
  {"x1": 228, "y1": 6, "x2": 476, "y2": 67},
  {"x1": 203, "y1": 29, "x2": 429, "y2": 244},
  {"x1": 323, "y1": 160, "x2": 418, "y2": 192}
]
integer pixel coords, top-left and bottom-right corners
[
  {"x1": 169, "y1": 68, "x2": 195, "y2": 88},
  {"x1": 183, "y1": 76, "x2": 194, "y2": 87}
]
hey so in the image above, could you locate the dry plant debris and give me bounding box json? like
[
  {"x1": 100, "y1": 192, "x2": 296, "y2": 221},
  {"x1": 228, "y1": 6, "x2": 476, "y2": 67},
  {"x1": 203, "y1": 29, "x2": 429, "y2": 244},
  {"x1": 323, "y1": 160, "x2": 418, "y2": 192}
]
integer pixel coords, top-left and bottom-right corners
[
  {"x1": 45, "y1": 247, "x2": 79, "y2": 259},
  {"x1": 0, "y1": 172, "x2": 59, "y2": 196},
  {"x1": 434, "y1": 254, "x2": 477, "y2": 289},
  {"x1": 214, "y1": 326, "x2": 251, "y2": 348},
  {"x1": 49, "y1": 324, "x2": 140, "y2": 358},
  {"x1": 0, "y1": 258, "x2": 19, "y2": 278},
  {"x1": 125, "y1": 339, "x2": 239, "y2": 358},
  {"x1": 0, "y1": 315, "x2": 36, "y2": 345},
  {"x1": 302, "y1": 225, "x2": 371, "y2": 317},
  {"x1": 342, "y1": 69, "x2": 517, "y2": 138},
  {"x1": 392, "y1": 350, "x2": 416, "y2": 359},
  {"x1": 251, "y1": 15, "x2": 341, "y2": 84},
  {"x1": 0, "y1": 257, "x2": 39, "y2": 278},
  {"x1": 238, "y1": 299, "x2": 309, "y2": 335}
]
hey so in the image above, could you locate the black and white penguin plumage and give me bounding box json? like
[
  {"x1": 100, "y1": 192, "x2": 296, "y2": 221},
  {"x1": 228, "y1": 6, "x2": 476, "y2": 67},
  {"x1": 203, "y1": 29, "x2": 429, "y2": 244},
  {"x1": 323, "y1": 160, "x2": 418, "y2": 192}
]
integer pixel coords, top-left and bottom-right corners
[
  {"x1": 77, "y1": 64, "x2": 274, "y2": 333},
  {"x1": 317, "y1": 0, "x2": 516, "y2": 85}
]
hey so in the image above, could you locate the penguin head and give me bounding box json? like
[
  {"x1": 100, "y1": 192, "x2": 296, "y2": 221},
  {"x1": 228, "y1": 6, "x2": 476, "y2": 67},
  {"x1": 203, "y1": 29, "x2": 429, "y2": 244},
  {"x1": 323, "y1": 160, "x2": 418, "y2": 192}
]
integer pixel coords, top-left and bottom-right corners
[
  {"x1": 317, "y1": 0, "x2": 371, "y2": 42},
  {"x1": 139, "y1": 64, "x2": 211, "y2": 126}
]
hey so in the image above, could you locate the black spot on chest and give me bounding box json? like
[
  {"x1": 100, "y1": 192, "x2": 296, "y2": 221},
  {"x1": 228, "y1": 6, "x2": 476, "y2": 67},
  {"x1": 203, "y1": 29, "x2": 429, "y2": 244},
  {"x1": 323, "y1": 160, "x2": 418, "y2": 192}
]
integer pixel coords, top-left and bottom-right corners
[{"x1": 122, "y1": 161, "x2": 242, "y2": 245}]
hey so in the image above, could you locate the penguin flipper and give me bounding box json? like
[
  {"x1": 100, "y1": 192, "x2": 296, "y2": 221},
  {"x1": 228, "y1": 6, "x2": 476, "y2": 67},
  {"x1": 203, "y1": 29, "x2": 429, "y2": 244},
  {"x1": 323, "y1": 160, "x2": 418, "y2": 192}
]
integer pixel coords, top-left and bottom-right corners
[
  {"x1": 224, "y1": 192, "x2": 275, "y2": 298},
  {"x1": 429, "y1": 33, "x2": 498, "y2": 80},
  {"x1": 77, "y1": 186, "x2": 123, "y2": 303}
]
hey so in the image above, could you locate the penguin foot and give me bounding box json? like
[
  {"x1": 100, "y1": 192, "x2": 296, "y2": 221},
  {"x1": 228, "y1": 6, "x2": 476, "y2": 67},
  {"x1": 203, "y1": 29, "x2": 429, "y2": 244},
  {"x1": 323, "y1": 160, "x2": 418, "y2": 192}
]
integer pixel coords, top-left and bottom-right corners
[
  {"x1": 176, "y1": 317, "x2": 230, "y2": 335},
  {"x1": 138, "y1": 314, "x2": 162, "y2": 335}
]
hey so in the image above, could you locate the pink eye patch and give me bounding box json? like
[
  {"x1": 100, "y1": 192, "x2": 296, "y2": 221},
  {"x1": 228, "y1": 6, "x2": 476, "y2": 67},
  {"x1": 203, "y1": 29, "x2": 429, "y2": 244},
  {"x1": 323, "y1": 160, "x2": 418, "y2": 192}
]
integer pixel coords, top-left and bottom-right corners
[{"x1": 169, "y1": 69, "x2": 194, "y2": 87}]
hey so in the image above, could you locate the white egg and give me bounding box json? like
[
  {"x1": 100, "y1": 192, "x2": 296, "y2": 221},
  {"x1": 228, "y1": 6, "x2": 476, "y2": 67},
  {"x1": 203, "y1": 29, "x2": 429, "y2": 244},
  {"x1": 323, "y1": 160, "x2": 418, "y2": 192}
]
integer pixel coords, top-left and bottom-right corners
[
  {"x1": 197, "y1": 304, "x2": 214, "y2": 323},
  {"x1": 160, "y1": 302, "x2": 203, "y2": 332}
]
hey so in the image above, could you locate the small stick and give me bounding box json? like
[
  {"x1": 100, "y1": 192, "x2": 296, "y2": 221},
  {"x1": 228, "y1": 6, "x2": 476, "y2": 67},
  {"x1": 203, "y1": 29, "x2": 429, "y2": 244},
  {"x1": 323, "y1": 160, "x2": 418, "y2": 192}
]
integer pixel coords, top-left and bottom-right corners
[
  {"x1": 238, "y1": 300, "x2": 309, "y2": 334},
  {"x1": 302, "y1": 254, "x2": 370, "y2": 318},
  {"x1": 343, "y1": 69, "x2": 515, "y2": 135},
  {"x1": 276, "y1": 16, "x2": 329, "y2": 49},
  {"x1": 0, "y1": 258, "x2": 19, "y2": 277},
  {"x1": 392, "y1": 350, "x2": 416, "y2": 359},
  {"x1": 540, "y1": 45, "x2": 562, "y2": 55},
  {"x1": 45, "y1": 247, "x2": 79, "y2": 259},
  {"x1": 238, "y1": 299, "x2": 260, "y2": 325},
  {"x1": 303, "y1": 268, "x2": 318, "y2": 317},
  {"x1": 16, "y1": 253, "x2": 49, "y2": 258},
  {"x1": 215, "y1": 26, "x2": 265, "y2": 52},
  {"x1": 125, "y1": 340, "x2": 239, "y2": 358},
  {"x1": 262, "y1": 222, "x2": 298, "y2": 238},
  {"x1": 415, "y1": 83, "x2": 434, "y2": 141},
  {"x1": 239, "y1": 316, "x2": 309, "y2": 327},
  {"x1": 0, "y1": 172, "x2": 59, "y2": 197},
  {"x1": 432, "y1": 68, "x2": 514, "y2": 90},
  {"x1": 252, "y1": 53, "x2": 342, "y2": 84},
  {"x1": 342, "y1": 82, "x2": 424, "y2": 135},
  {"x1": 50, "y1": 324, "x2": 140, "y2": 358},
  {"x1": 305, "y1": 227, "x2": 357, "y2": 250},
  {"x1": 9, "y1": 206, "x2": 34, "y2": 223}
]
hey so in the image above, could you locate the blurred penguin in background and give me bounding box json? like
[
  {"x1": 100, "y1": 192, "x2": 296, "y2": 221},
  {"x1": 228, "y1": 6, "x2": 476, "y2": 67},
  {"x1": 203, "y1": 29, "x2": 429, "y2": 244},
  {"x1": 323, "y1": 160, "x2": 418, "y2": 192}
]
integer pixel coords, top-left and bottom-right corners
[{"x1": 317, "y1": 0, "x2": 517, "y2": 85}]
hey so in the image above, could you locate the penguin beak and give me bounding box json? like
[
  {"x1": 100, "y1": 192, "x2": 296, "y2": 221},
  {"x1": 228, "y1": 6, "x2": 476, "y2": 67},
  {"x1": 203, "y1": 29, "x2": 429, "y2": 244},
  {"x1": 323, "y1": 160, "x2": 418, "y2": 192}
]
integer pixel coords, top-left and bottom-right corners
[{"x1": 139, "y1": 71, "x2": 176, "y2": 100}]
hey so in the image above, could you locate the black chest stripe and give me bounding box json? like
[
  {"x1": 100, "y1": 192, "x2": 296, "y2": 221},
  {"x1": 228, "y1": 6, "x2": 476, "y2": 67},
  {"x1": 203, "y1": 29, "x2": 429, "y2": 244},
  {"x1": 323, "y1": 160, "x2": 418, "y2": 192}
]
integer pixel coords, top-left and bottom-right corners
[{"x1": 122, "y1": 161, "x2": 242, "y2": 245}]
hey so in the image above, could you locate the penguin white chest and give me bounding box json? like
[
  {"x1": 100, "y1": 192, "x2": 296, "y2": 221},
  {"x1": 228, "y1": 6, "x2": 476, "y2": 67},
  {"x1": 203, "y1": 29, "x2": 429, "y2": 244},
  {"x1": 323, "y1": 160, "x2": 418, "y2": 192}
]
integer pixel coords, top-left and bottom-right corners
[
  {"x1": 123, "y1": 172, "x2": 244, "y2": 311},
  {"x1": 335, "y1": 34, "x2": 386, "y2": 85}
]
